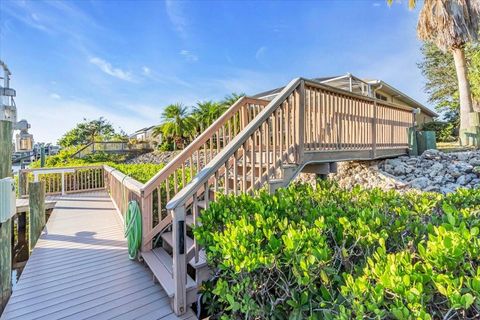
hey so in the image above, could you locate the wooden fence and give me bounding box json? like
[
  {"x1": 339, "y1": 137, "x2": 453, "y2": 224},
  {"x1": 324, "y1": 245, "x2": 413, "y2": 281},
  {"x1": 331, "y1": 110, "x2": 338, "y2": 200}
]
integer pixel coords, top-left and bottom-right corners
[{"x1": 18, "y1": 166, "x2": 105, "y2": 197}]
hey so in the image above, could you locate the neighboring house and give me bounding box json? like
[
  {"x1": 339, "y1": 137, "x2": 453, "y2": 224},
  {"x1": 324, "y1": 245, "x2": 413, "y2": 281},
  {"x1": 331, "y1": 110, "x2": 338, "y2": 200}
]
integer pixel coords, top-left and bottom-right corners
[
  {"x1": 129, "y1": 125, "x2": 162, "y2": 145},
  {"x1": 253, "y1": 73, "x2": 437, "y2": 125}
]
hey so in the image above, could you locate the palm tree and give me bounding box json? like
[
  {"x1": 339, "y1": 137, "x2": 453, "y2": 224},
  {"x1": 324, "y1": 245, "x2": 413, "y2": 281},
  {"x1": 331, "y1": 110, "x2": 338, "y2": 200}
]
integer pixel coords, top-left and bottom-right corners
[
  {"x1": 221, "y1": 93, "x2": 245, "y2": 109},
  {"x1": 417, "y1": 0, "x2": 479, "y2": 145},
  {"x1": 153, "y1": 103, "x2": 194, "y2": 150},
  {"x1": 389, "y1": 0, "x2": 480, "y2": 145},
  {"x1": 192, "y1": 101, "x2": 228, "y2": 132},
  {"x1": 80, "y1": 117, "x2": 116, "y2": 143}
]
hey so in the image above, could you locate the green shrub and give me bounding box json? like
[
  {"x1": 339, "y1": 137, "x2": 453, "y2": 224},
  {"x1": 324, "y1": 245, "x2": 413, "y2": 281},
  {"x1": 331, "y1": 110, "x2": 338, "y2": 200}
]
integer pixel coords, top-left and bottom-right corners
[
  {"x1": 109, "y1": 163, "x2": 164, "y2": 183},
  {"x1": 158, "y1": 140, "x2": 174, "y2": 151},
  {"x1": 420, "y1": 121, "x2": 457, "y2": 142},
  {"x1": 195, "y1": 182, "x2": 480, "y2": 319}
]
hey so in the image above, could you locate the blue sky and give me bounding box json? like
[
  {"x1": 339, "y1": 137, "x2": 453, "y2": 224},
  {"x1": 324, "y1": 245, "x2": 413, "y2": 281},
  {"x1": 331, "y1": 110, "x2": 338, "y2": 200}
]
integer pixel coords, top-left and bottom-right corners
[{"x1": 0, "y1": 0, "x2": 428, "y2": 143}]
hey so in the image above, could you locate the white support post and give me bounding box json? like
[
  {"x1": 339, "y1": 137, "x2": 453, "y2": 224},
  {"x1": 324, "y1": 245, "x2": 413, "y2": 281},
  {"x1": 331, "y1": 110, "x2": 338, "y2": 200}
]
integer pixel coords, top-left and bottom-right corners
[
  {"x1": 172, "y1": 205, "x2": 187, "y2": 315},
  {"x1": 61, "y1": 172, "x2": 65, "y2": 195}
]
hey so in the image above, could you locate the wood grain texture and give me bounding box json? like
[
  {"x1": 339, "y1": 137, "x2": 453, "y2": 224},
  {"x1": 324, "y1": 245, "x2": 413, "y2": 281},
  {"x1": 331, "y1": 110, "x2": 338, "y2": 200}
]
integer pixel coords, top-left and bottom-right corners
[
  {"x1": 28, "y1": 181, "x2": 46, "y2": 250},
  {"x1": 0, "y1": 120, "x2": 13, "y2": 311},
  {"x1": 1, "y1": 191, "x2": 195, "y2": 320}
]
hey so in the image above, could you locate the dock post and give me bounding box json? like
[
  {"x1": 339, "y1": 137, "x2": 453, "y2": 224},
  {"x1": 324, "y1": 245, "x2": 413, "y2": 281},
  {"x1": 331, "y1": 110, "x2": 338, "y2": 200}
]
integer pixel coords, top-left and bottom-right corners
[
  {"x1": 40, "y1": 146, "x2": 45, "y2": 168},
  {"x1": 29, "y1": 181, "x2": 46, "y2": 251},
  {"x1": 0, "y1": 120, "x2": 13, "y2": 311}
]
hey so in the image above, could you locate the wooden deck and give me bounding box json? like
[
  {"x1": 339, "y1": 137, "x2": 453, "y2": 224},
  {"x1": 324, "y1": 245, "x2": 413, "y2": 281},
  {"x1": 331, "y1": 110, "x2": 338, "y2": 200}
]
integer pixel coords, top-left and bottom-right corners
[
  {"x1": 1, "y1": 191, "x2": 196, "y2": 320},
  {"x1": 15, "y1": 198, "x2": 56, "y2": 214}
]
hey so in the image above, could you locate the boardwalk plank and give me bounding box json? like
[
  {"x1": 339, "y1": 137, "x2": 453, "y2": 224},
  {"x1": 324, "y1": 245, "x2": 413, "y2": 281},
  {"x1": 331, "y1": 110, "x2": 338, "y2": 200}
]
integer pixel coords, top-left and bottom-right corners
[{"x1": 1, "y1": 191, "x2": 194, "y2": 320}]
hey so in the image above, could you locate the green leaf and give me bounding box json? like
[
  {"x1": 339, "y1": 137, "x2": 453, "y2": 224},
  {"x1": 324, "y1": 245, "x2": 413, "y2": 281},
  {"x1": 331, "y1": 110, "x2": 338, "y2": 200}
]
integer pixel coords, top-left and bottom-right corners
[
  {"x1": 471, "y1": 227, "x2": 479, "y2": 236},
  {"x1": 447, "y1": 212, "x2": 456, "y2": 225},
  {"x1": 461, "y1": 293, "x2": 475, "y2": 309}
]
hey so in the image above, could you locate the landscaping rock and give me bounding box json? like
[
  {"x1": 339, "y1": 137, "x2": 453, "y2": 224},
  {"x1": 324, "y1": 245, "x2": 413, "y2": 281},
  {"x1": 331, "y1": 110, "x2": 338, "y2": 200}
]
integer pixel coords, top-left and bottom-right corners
[
  {"x1": 296, "y1": 149, "x2": 480, "y2": 195},
  {"x1": 410, "y1": 177, "x2": 430, "y2": 189},
  {"x1": 132, "y1": 148, "x2": 480, "y2": 195}
]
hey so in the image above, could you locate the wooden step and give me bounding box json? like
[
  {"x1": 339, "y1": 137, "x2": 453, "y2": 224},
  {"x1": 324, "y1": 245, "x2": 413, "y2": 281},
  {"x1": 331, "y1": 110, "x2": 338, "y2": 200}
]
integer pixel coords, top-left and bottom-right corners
[
  {"x1": 185, "y1": 215, "x2": 201, "y2": 228},
  {"x1": 268, "y1": 179, "x2": 285, "y2": 192},
  {"x1": 141, "y1": 248, "x2": 197, "y2": 298},
  {"x1": 161, "y1": 231, "x2": 208, "y2": 269}
]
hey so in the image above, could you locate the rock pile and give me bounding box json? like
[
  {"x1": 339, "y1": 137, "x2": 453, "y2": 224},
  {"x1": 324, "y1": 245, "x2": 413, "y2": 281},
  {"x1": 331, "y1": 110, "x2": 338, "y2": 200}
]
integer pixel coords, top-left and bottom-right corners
[
  {"x1": 126, "y1": 150, "x2": 219, "y2": 167},
  {"x1": 296, "y1": 161, "x2": 407, "y2": 191},
  {"x1": 126, "y1": 151, "x2": 180, "y2": 165},
  {"x1": 378, "y1": 149, "x2": 480, "y2": 194}
]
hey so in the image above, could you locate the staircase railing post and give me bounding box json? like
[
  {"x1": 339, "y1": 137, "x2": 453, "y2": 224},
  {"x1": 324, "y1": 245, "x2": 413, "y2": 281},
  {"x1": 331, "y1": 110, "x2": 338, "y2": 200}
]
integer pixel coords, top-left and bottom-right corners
[
  {"x1": 241, "y1": 102, "x2": 248, "y2": 130},
  {"x1": 372, "y1": 99, "x2": 377, "y2": 158},
  {"x1": 295, "y1": 80, "x2": 305, "y2": 163},
  {"x1": 141, "y1": 193, "x2": 153, "y2": 252},
  {"x1": 172, "y1": 205, "x2": 187, "y2": 315}
]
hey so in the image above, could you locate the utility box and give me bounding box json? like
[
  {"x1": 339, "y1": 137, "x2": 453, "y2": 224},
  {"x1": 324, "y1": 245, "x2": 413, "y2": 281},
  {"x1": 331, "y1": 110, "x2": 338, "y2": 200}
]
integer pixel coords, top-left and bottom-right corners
[
  {"x1": 0, "y1": 177, "x2": 16, "y2": 223},
  {"x1": 408, "y1": 127, "x2": 418, "y2": 156},
  {"x1": 416, "y1": 131, "x2": 437, "y2": 155}
]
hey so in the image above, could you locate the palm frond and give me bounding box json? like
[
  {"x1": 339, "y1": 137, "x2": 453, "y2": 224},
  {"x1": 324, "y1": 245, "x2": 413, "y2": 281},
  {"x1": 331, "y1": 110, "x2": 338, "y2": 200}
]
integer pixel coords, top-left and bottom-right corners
[{"x1": 417, "y1": 0, "x2": 480, "y2": 52}]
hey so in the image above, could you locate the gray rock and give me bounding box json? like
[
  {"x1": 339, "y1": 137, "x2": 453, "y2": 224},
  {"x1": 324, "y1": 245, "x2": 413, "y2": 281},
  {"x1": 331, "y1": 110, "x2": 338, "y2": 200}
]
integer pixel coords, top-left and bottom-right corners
[
  {"x1": 456, "y1": 175, "x2": 472, "y2": 186},
  {"x1": 428, "y1": 163, "x2": 444, "y2": 177},
  {"x1": 469, "y1": 158, "x2": 480, "y2": 166},
  {"x1": 422, "y1": 149, "x2": 441, "y2": 159},
  {"x1": 471, "y1": 178, "x2": 480, "y2": 185},
  {"x1": 406, "y1": 158, "x2": 418, "y2": 166},
  {"x1": 393, "y1": 165, "x2": 406, "y2": 175},
  {"x1": 410, "y1": 177, "x2": 430, "y2": 189},
  {"x1": 456, "y1": 163, "x2": 473, "y2": 173},
  {"x1": 455, "y1": 152, "x2": 470, "y2": 162},
  {"x1": 440, "y1": 187, "x2": 455, "y2": 194},
  {"x1": 425, "y1": 185, "x2": 440, "y2": 192},
  {"x1": 451, "y1": 170, "x2": 463, "y2": 178},
  {"x1": 432, "y1": 175, "x2": 444, "y2": 184}
]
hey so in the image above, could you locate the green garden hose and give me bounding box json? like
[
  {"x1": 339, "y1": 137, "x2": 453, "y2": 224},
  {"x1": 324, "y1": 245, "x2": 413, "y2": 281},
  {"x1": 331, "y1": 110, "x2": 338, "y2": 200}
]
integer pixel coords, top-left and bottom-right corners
[{"x1": 124, "y1": 200, "x2": 142, "y2": 260}]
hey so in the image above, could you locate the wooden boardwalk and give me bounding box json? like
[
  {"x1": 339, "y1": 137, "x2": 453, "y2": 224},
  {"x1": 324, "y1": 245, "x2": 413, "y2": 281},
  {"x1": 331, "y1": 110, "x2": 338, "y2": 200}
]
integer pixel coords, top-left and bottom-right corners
[{"x1": 1, "y1": 191, "x2": 196, "y2": 320}]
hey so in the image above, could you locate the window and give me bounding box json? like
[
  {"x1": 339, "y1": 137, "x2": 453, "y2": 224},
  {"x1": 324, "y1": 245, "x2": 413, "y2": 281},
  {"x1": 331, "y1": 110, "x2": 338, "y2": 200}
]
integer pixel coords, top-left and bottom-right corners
[{"x1": 375, "y1": 93, "x2": 388, "y2": 101}]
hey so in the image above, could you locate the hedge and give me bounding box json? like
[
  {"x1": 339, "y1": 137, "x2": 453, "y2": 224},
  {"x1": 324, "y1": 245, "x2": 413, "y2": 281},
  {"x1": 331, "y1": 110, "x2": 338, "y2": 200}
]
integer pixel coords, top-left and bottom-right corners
[{"x1": 194, "y1": 182, "x2": 480, "y2": 319}]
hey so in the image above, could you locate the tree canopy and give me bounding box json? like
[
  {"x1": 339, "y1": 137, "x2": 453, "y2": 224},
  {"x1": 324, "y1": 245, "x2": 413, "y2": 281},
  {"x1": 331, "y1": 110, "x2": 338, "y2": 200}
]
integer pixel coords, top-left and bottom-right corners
[
  {"x1": 419, "y1": 42, "x2": 480, "y2": 121},
  {"x1": 154, "y1": 93, "x2": 244, "y2": 150},
  {"x1": 58, "y1": 117, "x2": 126, "y2": 148}
]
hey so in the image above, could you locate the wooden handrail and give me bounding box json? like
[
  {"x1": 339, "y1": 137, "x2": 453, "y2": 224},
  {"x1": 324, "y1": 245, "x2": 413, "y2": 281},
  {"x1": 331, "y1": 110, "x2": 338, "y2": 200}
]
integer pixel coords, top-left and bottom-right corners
[
  {"x1": 20, "y1": 165, "x2": 104, "y2": 173},
  {"x1": 141, "y1": 97, "x2": 268, "y2": 196},
  {"x1": 166, "y1": 78, "x2": 302, "y2": 210},
  {"x1": 103, "y1": 164, "x2": 143, "y2": 196}
]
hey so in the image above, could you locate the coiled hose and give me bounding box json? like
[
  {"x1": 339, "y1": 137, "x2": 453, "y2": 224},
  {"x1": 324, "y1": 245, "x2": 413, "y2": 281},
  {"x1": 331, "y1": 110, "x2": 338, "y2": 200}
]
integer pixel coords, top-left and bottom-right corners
[{"x1": 124, "y1": 200, "x2": 142, "y2": 260}]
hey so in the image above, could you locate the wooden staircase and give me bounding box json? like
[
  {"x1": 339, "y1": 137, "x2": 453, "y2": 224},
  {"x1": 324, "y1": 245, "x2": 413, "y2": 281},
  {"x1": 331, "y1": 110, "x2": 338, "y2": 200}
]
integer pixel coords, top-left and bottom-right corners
[{"x1": 133, "y1": 78, "x2": 414, "y2": 315}]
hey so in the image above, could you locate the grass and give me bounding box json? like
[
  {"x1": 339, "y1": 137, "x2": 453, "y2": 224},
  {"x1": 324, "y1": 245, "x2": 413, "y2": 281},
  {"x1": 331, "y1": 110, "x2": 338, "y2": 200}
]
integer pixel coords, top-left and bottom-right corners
[{"x1": 437, "y1": 141, "x2": 476, "y2": 153}]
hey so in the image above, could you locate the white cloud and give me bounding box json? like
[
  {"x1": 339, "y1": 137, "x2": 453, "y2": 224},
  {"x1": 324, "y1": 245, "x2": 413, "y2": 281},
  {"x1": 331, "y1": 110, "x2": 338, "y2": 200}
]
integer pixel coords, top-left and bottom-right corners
[
  {"x1": 142, "y1": 66, "x2": 151, "y2": 75},
  {"x1": 255, "y1": 46, "x2": 267, "y2": 60},
  {"x1": 89, "y1": 57, "x2": 134, "y2": 82},
  {"x1": 165, "y1": 0, "x2": 188, "y2": 38},
  {"x1": 179, "y1": 50, "x2": 198, "y2": 62},
  {"x1": 50, "y1": 93, "x2": 61, "y2": 100}
]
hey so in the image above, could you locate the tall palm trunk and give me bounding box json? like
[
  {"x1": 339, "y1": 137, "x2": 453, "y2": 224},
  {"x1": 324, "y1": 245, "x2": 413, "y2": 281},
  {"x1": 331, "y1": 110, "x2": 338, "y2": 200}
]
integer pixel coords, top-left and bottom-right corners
[{"x1": 452, "y1": 47, "x2": 474, "y2": 145}]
